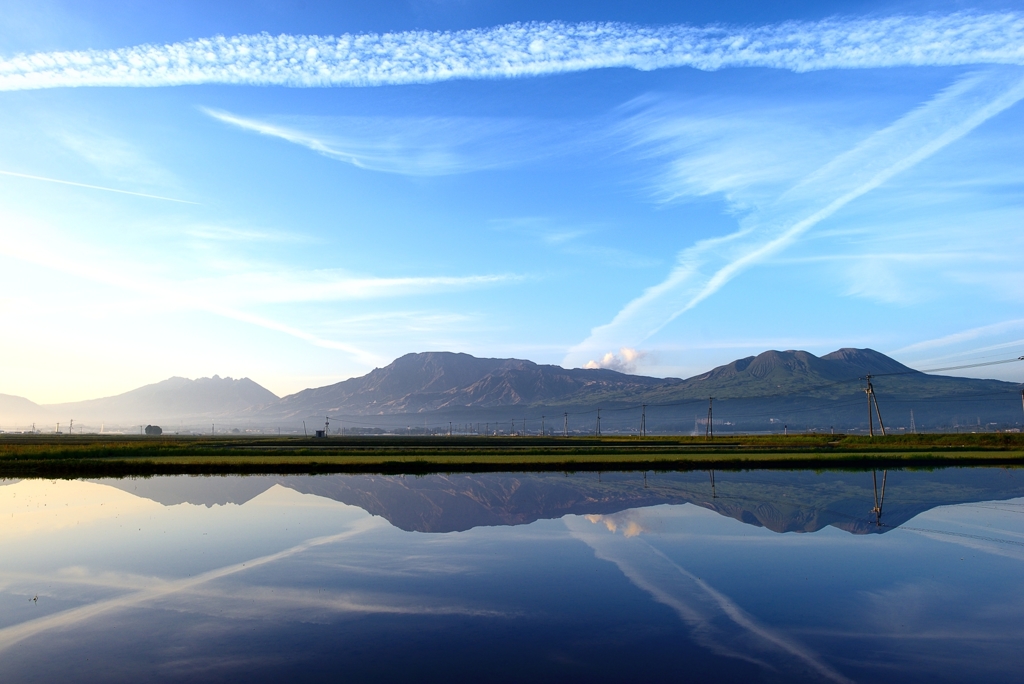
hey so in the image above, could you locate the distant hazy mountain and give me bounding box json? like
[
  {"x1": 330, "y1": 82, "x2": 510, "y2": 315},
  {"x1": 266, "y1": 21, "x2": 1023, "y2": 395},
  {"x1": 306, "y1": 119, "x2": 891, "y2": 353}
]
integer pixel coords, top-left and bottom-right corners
[
  {"x1": 0, "y1": 393, "x2": 48, "y2": 428},
  {"x1": 46, "y1": 375, "x2": 279, "y2": 425},
  {"x1": 259, "y1": 351, "x2": 677, "y2": 419}
]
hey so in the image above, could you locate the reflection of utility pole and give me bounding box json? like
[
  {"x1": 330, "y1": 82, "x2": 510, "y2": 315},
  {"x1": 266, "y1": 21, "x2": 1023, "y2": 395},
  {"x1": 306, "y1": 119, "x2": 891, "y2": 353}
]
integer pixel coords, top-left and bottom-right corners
[
  {"x1": 640, "y1": 403, "x2": 647, "y2": 438},
  {"x1": 864, "y1": 375, "x2": 886, "y2": 437},
  {"x1": 709, "y1": 470, "x2": 717, "y2": 499},
  {"x1": 872, "y1": 469, "x2": 888, "y2": 527},
  {"x1": 705, "y1": 398, "x2": 713, "y2": 441},
  {"x1": 643, "y1": 471, "x2": 648, "y2": 488}
]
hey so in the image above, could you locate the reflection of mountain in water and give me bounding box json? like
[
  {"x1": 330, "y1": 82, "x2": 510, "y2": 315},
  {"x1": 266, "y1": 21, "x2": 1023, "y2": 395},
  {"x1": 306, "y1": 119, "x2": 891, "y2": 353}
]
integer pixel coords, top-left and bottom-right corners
[{"x1": 93, "y1": 469, "x2": 1024, "y2": 535}]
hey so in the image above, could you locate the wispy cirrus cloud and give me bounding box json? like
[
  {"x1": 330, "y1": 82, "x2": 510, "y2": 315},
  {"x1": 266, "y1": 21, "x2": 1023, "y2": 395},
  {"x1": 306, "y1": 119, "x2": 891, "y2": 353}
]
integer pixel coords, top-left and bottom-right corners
[
  {"x1": 564, "y1": 67, "x2": 1024, "y2": 368},
  {"x1": 183, "y1": 224, "x2": 309, "y2": 243},
  {"x1": 202, "y1": 108, "x2": 563, "y2": 176},
  {"x1": 893, "y1": 318, "x2": 1024, "y2": 355},
  {"x1": 55, "y1": 130, "x2": 178, "y2": 188},
  {"x1": 0, "y1": 212, "x2": 520, "y2": 365},
  {"x1": 1, "y1": 14, "x2": 1023, "y2": 91},
  {"x1": 189, "y1": 271, "x2": 520, "y2": 305}
]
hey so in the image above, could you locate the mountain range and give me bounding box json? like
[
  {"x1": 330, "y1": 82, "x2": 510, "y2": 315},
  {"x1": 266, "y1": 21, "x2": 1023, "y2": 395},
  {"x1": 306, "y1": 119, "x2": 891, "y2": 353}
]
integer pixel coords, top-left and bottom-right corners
[{"x1": 1, "y1": 348, "x2": 1021, "y2": 433}]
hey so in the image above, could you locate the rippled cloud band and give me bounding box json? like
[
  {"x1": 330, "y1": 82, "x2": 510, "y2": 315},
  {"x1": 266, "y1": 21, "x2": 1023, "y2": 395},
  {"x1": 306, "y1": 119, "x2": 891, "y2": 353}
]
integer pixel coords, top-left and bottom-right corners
[{"x1": 2, "y1": 13, "x2": 1023, "y2": 90}]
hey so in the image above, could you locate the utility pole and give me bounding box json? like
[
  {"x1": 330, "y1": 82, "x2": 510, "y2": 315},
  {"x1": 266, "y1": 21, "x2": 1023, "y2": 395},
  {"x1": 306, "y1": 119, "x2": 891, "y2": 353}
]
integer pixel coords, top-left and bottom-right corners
[
  {"x1": 705, "y1": 398, "x2": 713, "y2": 441},
  {"x1": 596, "y1": 409, "x2": 601, "y2": 437},
  {"x1": 640, "y1": 403, "x2": 647, "y2": 438},
  {"x1": 324, "y1": 416, "x2": 330, "y2": 437},
  {"x1": 864, "y1": 375, "x2": 886, "y2": 437},
  {"x1": 910, "y1": 410, "x2": 916, "y2": 434},
  {"x1": 541, "y1": 416, "x2": 545, "y2": 436},
  {"x1": 70, "y1": 419, "x2": 74, "y2": 435},
  {"x1": 449, "y1": 421, "x2": 452, "y2": 437},
  {"x1": 563, "y1": 412, "x2": 568, "y2": 437},
  {"x1": 872, "y1": 469, "x2": 888, "y2": 527}
]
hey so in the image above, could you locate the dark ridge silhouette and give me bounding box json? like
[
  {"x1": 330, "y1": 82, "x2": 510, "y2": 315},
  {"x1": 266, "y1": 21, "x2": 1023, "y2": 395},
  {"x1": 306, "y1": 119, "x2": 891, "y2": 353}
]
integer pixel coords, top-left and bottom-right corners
[
  {"x1": 249, "y1": 348, "x2": 1020, "y2": 431},
  {"x1": 262, "y1": 351, "x2": 675, "y2": 419}
]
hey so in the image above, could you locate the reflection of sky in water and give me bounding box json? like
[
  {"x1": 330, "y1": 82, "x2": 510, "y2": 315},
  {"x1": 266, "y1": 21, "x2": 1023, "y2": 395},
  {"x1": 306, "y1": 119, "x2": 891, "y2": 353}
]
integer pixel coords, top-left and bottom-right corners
[{"x1": 1, "y1": 472, "x2": 1023, "y2": 683}]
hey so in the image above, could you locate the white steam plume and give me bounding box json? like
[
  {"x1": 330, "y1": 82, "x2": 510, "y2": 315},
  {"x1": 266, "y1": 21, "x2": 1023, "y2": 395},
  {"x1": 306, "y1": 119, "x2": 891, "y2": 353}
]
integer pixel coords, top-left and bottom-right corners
[
  {"x1": 1, "y1": 14, "x2": 1023, "y2": 91},
  {"x1": 585, "y1": 347, "x2": 645, "y2": 373}
]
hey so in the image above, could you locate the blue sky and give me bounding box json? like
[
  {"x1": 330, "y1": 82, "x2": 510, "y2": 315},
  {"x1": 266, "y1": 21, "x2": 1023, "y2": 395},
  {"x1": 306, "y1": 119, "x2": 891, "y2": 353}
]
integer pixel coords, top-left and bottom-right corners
[{"x1": 1, "y1": 0, "x2": 1023, "y2": 403}]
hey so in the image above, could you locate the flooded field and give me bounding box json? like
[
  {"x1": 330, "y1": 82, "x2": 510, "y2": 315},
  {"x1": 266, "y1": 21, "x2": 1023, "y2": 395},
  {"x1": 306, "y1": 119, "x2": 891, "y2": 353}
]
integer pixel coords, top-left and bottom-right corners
[{"x1": 2, "y1": 469, "x2": 1023, "y2": 683}]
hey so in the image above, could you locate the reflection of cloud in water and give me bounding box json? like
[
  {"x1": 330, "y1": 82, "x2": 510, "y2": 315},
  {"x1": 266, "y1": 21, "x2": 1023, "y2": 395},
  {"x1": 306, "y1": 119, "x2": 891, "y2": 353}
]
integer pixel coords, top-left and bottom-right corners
[
  {"x1": 155, "y1": 585, "x2": 511, "y2": 624},
  {"x1": 894, "y1": 499, "x2": 1024, "y2": 562},
  {"x1": 0, "y1": 477, "x2": 519, "y2": 653},
  {"x1": 0, "y1": 519, "x2": 390, "y2": 652},
  {"x1": 566, "y1": 513, "x2": 854, "y2": 684}
]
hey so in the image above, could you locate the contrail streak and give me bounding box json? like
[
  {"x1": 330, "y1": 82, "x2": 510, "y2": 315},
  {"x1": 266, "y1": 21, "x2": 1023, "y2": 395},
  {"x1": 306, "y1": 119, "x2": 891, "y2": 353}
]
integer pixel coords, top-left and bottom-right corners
[
  {"x1": 566, "y1": 515, "x2": 854, "y2": 683},
  {"x1": 565, "y1": 67, "x2": 1024, "y2": 367},
  {"x1": 0, "y1": 518, "x2": 386, "y2": 653},
  {"x1": 1, "y1": 14, "x2": 1022, "y2": 91},
  {"x1": 0, "y1": 169, "x2": 199, "y2": 204}
]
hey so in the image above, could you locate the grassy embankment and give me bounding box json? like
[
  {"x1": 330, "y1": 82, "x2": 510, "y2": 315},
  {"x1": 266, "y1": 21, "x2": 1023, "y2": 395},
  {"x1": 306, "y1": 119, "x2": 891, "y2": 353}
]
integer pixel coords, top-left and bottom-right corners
[{"x1": 1, "y1": 432, "x2": 1023, "y2": 476}]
